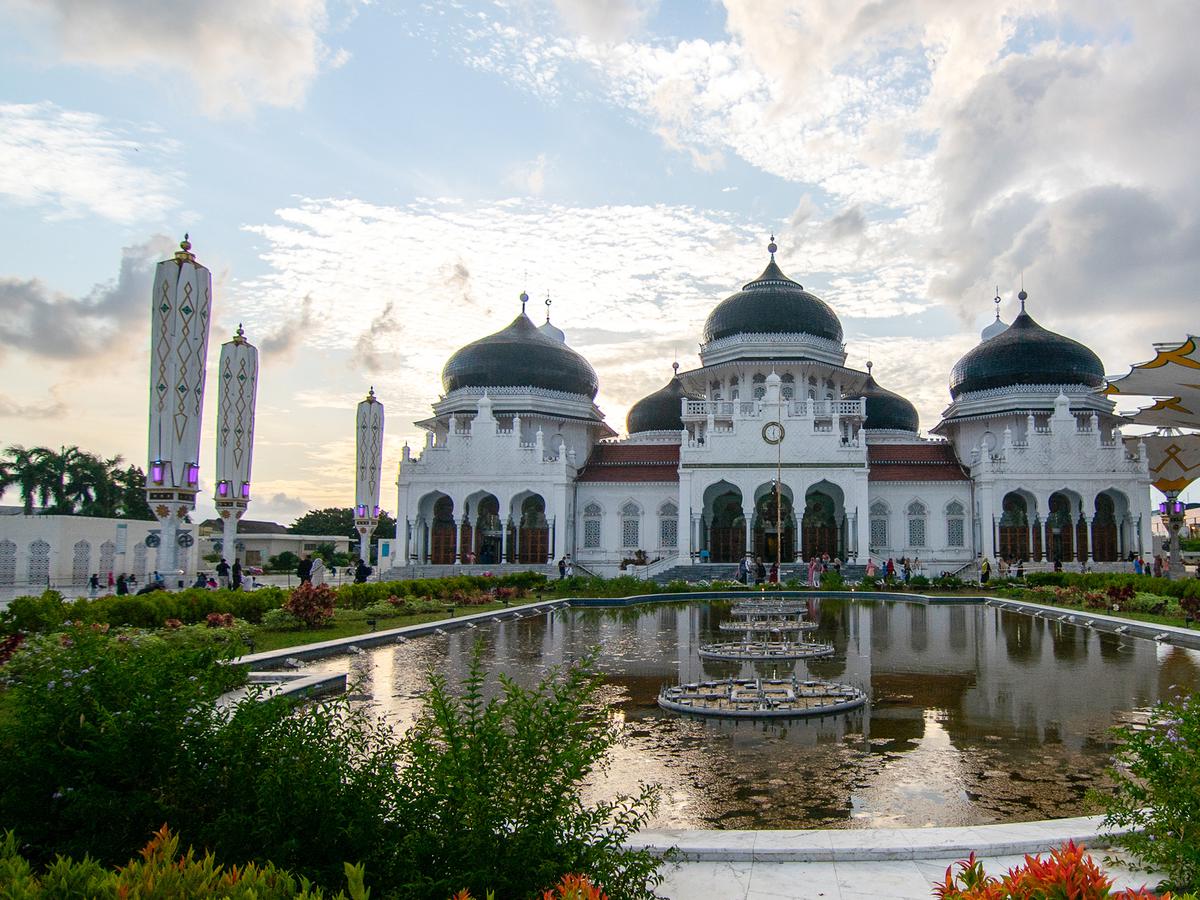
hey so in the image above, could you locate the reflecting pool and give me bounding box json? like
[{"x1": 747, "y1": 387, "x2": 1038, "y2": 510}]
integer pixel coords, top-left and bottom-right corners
[{"x1": 306, "y1": 598, "x2": 1200, "y2": 829}]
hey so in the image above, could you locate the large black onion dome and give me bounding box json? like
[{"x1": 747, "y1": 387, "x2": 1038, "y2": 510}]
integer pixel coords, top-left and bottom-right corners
[
  {"x1": 627, "y1": 370, "x2": 701, "y2": 434},
  {"x1": 703, "y1": 257, "x2": 844, "y2": 344},
  {"x1": 441, "y1": 312, "x2": 599, "y2": 398},
  {"x1": 949, "y1": 300, "x2": 1104, "y2": 399},
  {"x1": 857, "y1": 367, "x2": 919, "y2": 432}
]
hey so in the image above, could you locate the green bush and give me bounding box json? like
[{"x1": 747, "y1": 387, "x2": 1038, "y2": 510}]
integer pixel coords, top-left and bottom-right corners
[
  {"x1": 821, "y1": 570, "x2": 847, "y2": 590},
  {"x1": 1, "y1": 590, "x2": 69, "y2": 633},
  {"x1": 1100, "y1": 690, "x2": 1200, "y2": 891},
  {"x1": 392, "y1": 644, "x2": 662, "y2": 900},
  {"x1": 0, "y1": 627, "x2": 663, "y2": 899},
  {"x1": 0, "y1": 625, "x2": 247, "y2": 865},
  {"x1": 261, "y1": 608, "x2": 303, "y2": 629},
  {"x1": 0, "y1": 827, "x2": 369, "y2": 898}
]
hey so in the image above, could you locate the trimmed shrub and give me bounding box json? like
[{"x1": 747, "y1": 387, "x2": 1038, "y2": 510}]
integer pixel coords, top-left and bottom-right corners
[{"x1": 283, "y1": 584, "x2": 337, "y2": 628}]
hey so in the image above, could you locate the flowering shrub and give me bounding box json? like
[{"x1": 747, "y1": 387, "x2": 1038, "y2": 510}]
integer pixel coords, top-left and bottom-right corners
[
  {"x1": 448, "y1": 873, "x2": 607, "y2": 900},
  {"x1": 283, "y1": 583, "x2": 337, "y2": 628},
  {"x1": 933, "y1": 842, "x2": 1177, "y2": 898},
  {"x1": 0, "y1": 826, "x2": 369, "y2": 898},
  {"x1": 206, "y1": 612, "x2": 236, "y2": 628},
  {"x1": 1101, "y1": 692, "x2": 1200, "y2": 892}
]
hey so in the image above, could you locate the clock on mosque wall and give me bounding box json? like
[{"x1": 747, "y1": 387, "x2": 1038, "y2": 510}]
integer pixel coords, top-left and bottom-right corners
[{"x1": 762, "y1": 421, "x2": 785, "y2": 444}]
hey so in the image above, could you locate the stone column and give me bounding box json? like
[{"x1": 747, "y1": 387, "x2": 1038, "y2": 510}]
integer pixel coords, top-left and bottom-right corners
[
  {"x1": 978, "y1": 482, "x2": 996, "y2": 564},
  {"x1": 742, "y1": 503, "x2": 755, "y2": 557},
  {"x1": 453, "y1": 516, "x2": 463, "y2": 564},
  {"x1": 1084, "y1": 515, "x2": 1094, "y2": 563},
  {"x1": 501, "y1": 519, "x2": 510, "y2": 563}
]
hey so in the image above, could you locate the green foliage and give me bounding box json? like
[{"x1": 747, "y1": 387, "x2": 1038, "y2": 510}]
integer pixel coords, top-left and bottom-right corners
[
  {"x1": 1100, "y1": 691, "x2": 1200, "y2": 892},
  {"x1": 393, "y1": 644, "x2": 662, "y2": 900},
  {"x1": 1024, "y1": 571, "x2": 1200, "y2": 601},
  {"x1": 821, "y1": 570, "x2": 847, "y2": 590},
  {"x1": 336, "y1": 572, "x2": 546, "y2": 610},
  {"x1": 0, "y1": 444, "x2": 153, "y2": 519},
  {"x1": 0, "y1": 625, "x2": 247, "y2": 865},
  {"x1": 261, "y1": 607, "x2": 304, "y2": 629},
  {"x1": 267, "y1": 550, "x2": 302, "y2": 573},
  {"x1": 0, "y1": 587, "x2": 287, "y2": 634},
  {"x1": 0, "y1": 827, "x2": 370, "y2": 899},
  {"x1": 0, "y1": 626, "x2": 664, "y2": 900},
  {"x1": 290, "y1": 508, "x2": 396, "y2": 543}
]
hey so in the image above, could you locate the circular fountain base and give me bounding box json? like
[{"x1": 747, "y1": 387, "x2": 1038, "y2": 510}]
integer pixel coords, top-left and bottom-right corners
[
  {"x1": 698, "y1": 640, "x2": 835, "y2": 661},
  {"x1": 657, "y1": 676, "x2": 867, "y2": 718}
]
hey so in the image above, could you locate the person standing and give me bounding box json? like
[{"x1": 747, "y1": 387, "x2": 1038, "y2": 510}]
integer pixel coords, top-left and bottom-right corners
[
  {"x1": 115, "y1": 573, "x2": 128, "y2": 595},
  {"x1": 980, "y1": 558, "x2": 991, "y2": 584},
  {"x1": 297, "y1": 554, "x2": 314, "y2": 585},
  {"x1": 565, "y1": 559, "x2": 574, "y2": 578},
  {"x1": 754, "y1": 556, "x2": 766, "y2": 585},
  {"x1": 232, "y1": 559, "x2": 243, "y2": 590},
  {"x1": 88, "y1": 573, "x2": 100, "y2": 598},
  {"x1": 558, "y1": 557, "x2": 567, "y2": 580},
  {"x1": 310, "y1": 555, "x2": 326, "y2": 586},
  {"x1": 216, "y1": 557, "x2": 231, "y2": 589}
]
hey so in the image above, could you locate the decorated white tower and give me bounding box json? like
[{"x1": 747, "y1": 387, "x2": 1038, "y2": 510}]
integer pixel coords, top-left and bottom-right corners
[
  {"x1": 354, "y1": 387, "x2": 385, "y2": 564},
  {"x1": 214, "y1": 324, "x2": 259, "y2": 566},
  {"x1": 146, "y1": 235, "x2": 213, "y2": 577}
]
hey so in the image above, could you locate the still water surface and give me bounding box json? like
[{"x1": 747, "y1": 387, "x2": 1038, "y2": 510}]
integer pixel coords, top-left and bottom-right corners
[{"x1": 308, "y1": 598, "x2": 1200, "y2": 829}]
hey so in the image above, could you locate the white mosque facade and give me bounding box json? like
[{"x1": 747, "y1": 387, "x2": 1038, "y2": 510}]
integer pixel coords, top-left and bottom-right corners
[{"x1": 392, "y1": 244, "x2": 1152, "y2": 577}]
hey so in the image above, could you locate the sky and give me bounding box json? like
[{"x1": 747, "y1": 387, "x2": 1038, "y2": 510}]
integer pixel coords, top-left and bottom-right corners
[{"x1": 0, "y1": 0, "x2": 1197, "y2": 524}]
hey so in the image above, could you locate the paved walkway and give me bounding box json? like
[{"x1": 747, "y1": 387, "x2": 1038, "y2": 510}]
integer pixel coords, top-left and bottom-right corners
[
  {"x1": 632, "y1": 818, "x2": 1164, "y2": 900},
  {"x1": 658, "y1": 851, "x2": 1156, "y2": 899}
]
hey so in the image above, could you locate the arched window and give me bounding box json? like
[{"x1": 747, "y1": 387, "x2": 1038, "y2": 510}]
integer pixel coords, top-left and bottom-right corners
[
  {"x1": 907, "y1": 500, "x2": 927, "y2": 547},
  {"x1": 870, "y1": 501, "x2": 889, "y2": 549},
  {"x1": 620, "y1": 501, "x2": 641, "y2": 549},
  {"x1": 752, "y1": 373, "x2": 766, "y2": 400},
  {"x1": 945, "y1": 500, "x2": 966, "y2": 547},
  {"x1": 658, "y1": 501, "x2": 678, "y2": 548},
  {"x1": 583, "y1": 502, "x2": 602, "y2": 549},
  {"x1": 781, "y1": 373, "x2": 794, "y2": 400},
  {"x1": 730, "y1": 376, "x2": 739, "y2": 400}
]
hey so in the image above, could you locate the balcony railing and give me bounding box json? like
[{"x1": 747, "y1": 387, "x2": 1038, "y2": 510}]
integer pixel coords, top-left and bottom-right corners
[{"x1": 682, "y1": 398, "x2": 866, "y2": 419}]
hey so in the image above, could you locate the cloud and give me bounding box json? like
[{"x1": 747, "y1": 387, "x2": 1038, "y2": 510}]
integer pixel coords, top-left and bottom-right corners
[
  {"x1": 5, "y1": 0, "x2": 341, "y2": 116},
  {"x1": 507, "y1": 153, "x2": 549, "y2": 195},
  {"x1": 353, "y1": 301, "x2": 404, "y2": 375},
  {"x1": 0, "y1": 386, "x2": 68, "y2": 419},
  {"x1": 552, "y1": 0, "x2": 655, "y2": 42},
  {"x1": 0, "y1": 102, "x2": 183, "y2": 224},
  {"x1": 259, "y1": 294, "x2": 315, "y2": 359},
  {"x1": 0, "y1": 234, "x2": 175, "y2": 360}
]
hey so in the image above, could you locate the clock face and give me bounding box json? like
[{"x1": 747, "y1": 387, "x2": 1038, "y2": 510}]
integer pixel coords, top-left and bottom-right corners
[{"x1": 762, "y1": 421, "x2": 785, "y2": 444}]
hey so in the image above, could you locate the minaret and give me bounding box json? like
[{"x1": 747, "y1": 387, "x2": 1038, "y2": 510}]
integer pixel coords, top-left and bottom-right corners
[
  {"x1": 214, "y1": 324, "x2": 259, "y2": 569},
  {"x1": 146, "y1": 235, "x2": 213, "y2": 579},
  {"x1": 354, "y1": 387, "x2": 385, "y2": 566}
]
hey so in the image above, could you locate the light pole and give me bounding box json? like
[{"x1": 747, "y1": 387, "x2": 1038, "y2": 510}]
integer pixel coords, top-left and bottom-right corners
[{"x1": 1159, "y1": 493, "x2": 1186, "y2": 578}]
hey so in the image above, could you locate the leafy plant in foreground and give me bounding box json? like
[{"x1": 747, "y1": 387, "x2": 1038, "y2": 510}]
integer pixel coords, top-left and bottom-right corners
[
  {"x1": 394, "y1": 643, "x2": 663, "y2": 900},
  {"x1": 1100, "y1": 691, "x2": 1200, "y2": 892}
]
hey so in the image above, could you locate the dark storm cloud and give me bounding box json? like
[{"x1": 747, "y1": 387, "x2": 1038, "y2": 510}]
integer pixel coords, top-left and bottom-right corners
[{"x1": 0, "y1": 235, "x2": 173, "y2": 359}]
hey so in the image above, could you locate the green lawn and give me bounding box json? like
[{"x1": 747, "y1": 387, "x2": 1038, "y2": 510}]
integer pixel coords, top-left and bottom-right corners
[{"x1": 248, "y1": 601, "x2": 514, "y2": 653}]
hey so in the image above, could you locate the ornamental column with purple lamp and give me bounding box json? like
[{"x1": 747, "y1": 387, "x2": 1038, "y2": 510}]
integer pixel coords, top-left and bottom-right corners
[
  {"x1": 214, "y1": 325, "x2": 259, "y2": 568},
  {"x1": 146, "y1": 235, "x2": 213, "y2": 578},
  {"x1": 355, "y1": 387, "x2": 385, "y2": 566}
]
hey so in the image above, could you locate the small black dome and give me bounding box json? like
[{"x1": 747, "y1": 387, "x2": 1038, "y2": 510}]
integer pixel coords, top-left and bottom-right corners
[
  {"x1": 856, "y1": 370, "x2": 919, "y2": 432},
  {"x1": 949, "y1": 308, "x2": 1104, "y2": 399},
  {"x1": 703, "y1": 258, "x2": 843, "y2": 344},
  {"x1": 627, "y1": 373, "x2": 701, "y2": 434},
  {"x1": 442, "y1": 313, "x2": 599, "y2": 398}
]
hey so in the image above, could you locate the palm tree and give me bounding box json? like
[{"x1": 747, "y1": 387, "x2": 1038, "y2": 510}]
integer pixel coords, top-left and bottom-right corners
[{"x1": 0, "y1": 445, "x2": 53, "y2": 515}]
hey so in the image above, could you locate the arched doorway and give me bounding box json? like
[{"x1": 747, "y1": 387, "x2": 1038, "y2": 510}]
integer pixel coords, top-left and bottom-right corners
[
  {"x1": 429, "y1": 495, "x2": 456, "y2": 564},
  {"x1": 753, "y1": 484, "x2": 796, "y2": 563},
  {"x1": 1091, "y1": 492, "x2": 1122, "y2": 562},
  {"x1": 509, "y1": 493, "x2": 549, "y2": 563},
  {"x1": 999, "y1": 491, "x2": 1034, "y2": 561},
  {"x1": 802, "y1": 488, "x2": 839, "y2": 560},
  {"x1": 705, "y1": 485, "x2": 745, "y2": 562},
  {"x1": 1045, "y1": 492, "x2": 1076, "y2": 564},
  {"x1": 472, "y1": 494, "x2": 503, "y2": 564}
]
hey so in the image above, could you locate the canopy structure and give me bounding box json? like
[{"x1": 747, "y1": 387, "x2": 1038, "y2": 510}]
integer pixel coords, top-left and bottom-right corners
[
  {"x1": 1125, "y1": 433, "x2": 1200, "y2": 495},
  {"x1": 1106, "y1": 335, "x2": 1200, "y2": 429}
]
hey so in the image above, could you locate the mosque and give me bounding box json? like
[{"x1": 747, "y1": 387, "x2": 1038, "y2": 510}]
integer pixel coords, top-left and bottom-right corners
[{"x1": 392, "y1": 240, "x2": 1152, "y2": 577}]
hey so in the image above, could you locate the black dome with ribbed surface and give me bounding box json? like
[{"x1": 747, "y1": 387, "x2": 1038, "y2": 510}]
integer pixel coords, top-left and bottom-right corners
[
  {"x1": 949, "y1": 305, "x2": 1104, "y2": 399},
  {"x1": 442, "y1": 313, "x2": 599, "y2": 398},
  {"x1": 627, "y1": 374, "x2": 701, "y2": 434},
  {"x1": 703, "y1": 258, "x2": 844, "y2": 344},
  {"x1": 856, "y1": 371, "x2": 919, "y2": 432}
]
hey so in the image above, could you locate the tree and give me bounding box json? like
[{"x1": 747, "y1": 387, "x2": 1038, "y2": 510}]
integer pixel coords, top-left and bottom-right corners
[
  {"x1": 0, "y1": 446, "x2": 153, "y2": 519},
  {"x1": 290, "y1": 507, "x2": 396, "y2": 542},
  {"x1": 0, "y1": 445, "x2": 51, "y2": 515}
]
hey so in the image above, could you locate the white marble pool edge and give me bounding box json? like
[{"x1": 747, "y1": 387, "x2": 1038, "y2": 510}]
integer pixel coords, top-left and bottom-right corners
[{"x1": 232, "y1": 589, "x2": 1189, "y2": 863}]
